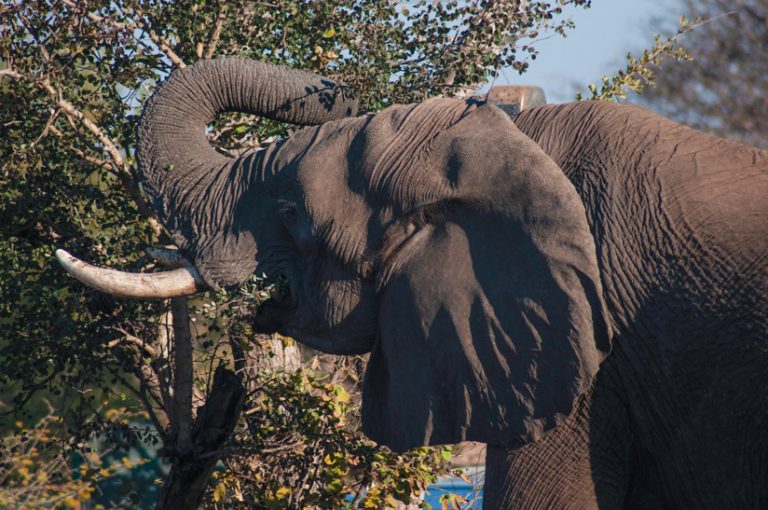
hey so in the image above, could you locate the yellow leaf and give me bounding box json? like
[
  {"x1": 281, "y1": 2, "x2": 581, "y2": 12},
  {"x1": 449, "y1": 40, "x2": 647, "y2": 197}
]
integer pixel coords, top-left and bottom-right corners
[
  {"x1": 213, "y1": 482, "x2": 227, "y2": 503},
  {"x1": 121, "y1": 457, "x2": 133, "y2": 469},
  {"x1": 276, "y1": 486, "x2": 292, "y2": 499},
  {"x1": 334, "y1": 385, "x2": 350, "y2": 403}
]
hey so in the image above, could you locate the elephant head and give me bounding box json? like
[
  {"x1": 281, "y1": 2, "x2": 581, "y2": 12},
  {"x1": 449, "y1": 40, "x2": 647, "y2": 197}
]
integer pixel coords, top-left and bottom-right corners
[{"x1": 58, "y1": 57, "x2": 611, "y2": 452}]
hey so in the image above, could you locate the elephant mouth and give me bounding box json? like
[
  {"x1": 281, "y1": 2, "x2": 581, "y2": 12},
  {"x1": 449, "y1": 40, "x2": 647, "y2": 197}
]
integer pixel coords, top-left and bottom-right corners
[{"x1": 252, "y1": 280, "x2": 297, "y2": 334}]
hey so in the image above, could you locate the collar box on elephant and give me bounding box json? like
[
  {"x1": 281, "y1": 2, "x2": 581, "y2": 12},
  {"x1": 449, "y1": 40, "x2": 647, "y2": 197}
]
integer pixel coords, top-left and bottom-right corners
[{"x1": 57, "y1": 57, "x2": 768, "y2": 509}]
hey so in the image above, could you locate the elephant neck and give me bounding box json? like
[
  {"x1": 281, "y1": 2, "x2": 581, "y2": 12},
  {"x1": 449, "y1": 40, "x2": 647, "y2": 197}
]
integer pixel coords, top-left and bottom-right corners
[
  {"x1": 514, "y1": 102, "x2": 653, "y2": 332},
  {"x1": 515, "y1": 102, "x2": 685, "y2": 337}
]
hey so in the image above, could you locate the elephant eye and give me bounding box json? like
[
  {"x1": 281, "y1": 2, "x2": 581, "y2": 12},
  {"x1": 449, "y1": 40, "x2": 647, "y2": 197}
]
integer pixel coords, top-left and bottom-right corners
[{"x1": 277, "y1": 200, "x2": 298, "y2": 224}]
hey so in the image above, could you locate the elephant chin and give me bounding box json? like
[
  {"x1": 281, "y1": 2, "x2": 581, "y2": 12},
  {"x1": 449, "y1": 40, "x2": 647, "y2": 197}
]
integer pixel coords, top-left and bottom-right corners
[
  {"x1": 281, "y1": 325, "x2": 375, "y2": 356},
  {"x1": 253, "y1": 294, "x2": 375, "y2": 355}
]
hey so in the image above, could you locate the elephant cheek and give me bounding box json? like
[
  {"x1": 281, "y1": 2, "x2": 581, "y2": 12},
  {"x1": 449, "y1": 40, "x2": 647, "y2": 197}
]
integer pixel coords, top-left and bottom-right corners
[{"x1": 291, "y1": 279, "x2": 377, "y2": 354}]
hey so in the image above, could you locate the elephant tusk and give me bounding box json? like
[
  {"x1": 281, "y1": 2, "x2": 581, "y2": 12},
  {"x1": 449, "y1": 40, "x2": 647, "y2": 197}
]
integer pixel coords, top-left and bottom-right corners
[{"x1": 55, "y1": 249, "x2": 206, "y2": 299}]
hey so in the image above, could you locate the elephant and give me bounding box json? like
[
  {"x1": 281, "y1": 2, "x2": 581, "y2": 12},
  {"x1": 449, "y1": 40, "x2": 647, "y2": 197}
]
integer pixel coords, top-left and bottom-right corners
[{"x1": 57, "y1": 57, "x2": 768, "y2": 509}]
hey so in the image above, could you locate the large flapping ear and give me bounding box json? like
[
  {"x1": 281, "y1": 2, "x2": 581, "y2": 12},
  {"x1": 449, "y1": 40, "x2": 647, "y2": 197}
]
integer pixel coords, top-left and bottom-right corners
[{"x1": 362, "y1": 104, "x2": 611, "y2": 452}]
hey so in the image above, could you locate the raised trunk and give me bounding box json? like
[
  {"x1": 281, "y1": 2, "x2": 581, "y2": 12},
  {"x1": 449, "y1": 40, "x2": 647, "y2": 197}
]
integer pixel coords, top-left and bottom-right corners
[{"x1": 137, "y1": 57, "x2": 358, "y2": 288}]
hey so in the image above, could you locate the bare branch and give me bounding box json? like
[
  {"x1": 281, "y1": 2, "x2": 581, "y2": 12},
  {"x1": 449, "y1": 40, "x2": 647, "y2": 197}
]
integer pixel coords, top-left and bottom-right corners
[
  {"x1": 155, "y1": 308, "x2": 176, "y2": 415},
  {"x1": 128, "y1": 3, "x2": 186, "y2": 68},
  {"x1": 0, "y1": 68, "x2": 23, "y2": 80},
  {"x1": 204, "y1": 3, "x2": 227, "y2": 59},
  {"x1": 109, "y1": 328, "x2": 160, "y2": 359},
  {"x1": 59, "y1": 0, "x2": 186, "y2": 68},
  {"x1": 40, "y1": 78, "x2": 132, "y2": 175}
]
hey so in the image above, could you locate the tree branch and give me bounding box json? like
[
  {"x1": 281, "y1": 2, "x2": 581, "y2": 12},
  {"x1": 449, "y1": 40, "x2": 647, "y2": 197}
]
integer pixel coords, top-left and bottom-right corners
[
  {"x1": 59, "y1": 0, "x2": 186, "y2": 68},
  {"x1": 2, "y1": 64, "x2": 166, "y2": 237},
  {"x1": 48, "y1": 125, "x2": 113, "y2": 169},
  {"x1": 203, "y1": 2, "x2": 227, "y2": 59},
  {"x1": 156, "y1": 366, "x2": 245, "y2": 510},
  {"x1": 171, "y1": 297, "x2": 194, "y2": 456},
  {"x1": 128, "y1": 3, "x2": 186, "y2": 68},
  {"x1": 109, "y1": 328, "x2": 160, "y2": 359},
  {"x1": 0, "y1": 68, "x2": 23, "y2": 80}
]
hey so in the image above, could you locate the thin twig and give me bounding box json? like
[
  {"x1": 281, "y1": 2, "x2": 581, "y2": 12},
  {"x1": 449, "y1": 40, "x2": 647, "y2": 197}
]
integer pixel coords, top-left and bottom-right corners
[
  {"x1": 105, "y1": 365, "x2": 169, "y2": 439},
  {"x1": 27, "y1": 108, "x2": 61, "y2": 149},
  {"x1": 109, "y1": 328, "x2": 160, "y2": 359}
]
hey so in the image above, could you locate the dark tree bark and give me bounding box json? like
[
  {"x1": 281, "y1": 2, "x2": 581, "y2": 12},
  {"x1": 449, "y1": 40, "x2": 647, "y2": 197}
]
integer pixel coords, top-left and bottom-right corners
[{"x1": 156, "y1": 366, "x2": 246, "y2": 510}]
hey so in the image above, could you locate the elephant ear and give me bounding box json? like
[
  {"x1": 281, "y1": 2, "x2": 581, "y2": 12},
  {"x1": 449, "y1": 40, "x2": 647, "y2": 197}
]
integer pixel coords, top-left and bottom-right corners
[{"x1": 362, "y1": 104, "x2": 611, "y2": 452}]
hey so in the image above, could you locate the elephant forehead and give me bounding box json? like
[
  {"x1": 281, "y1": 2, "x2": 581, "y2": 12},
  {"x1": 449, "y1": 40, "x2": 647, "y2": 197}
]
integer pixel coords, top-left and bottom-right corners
[{"x1": 355, "y1": 98, "x2": 478, "y2": 202}]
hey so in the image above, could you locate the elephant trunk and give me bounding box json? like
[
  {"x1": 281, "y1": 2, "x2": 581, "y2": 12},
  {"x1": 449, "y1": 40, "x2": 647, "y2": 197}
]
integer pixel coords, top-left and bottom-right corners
[
  {"x1": 138, "y1": 57, "x2": 358, "y2": 208},
  {"x1": 57, "y1": 58, "x2": 358, "y2": 298},
  {"x1": 134, "y1": 57, "x2": 358, "y2": 290}
]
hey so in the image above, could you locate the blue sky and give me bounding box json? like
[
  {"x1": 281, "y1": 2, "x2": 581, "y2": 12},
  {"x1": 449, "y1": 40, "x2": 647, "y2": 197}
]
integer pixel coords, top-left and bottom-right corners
[{"x1": 496, "y1": 0, "x2": 688, "y2": 103}]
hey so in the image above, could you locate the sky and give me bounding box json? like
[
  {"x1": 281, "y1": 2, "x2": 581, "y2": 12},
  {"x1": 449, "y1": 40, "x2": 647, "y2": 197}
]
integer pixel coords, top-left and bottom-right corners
[{"x1": 495, "y1": 0, "x2": 688, "y2": 103}]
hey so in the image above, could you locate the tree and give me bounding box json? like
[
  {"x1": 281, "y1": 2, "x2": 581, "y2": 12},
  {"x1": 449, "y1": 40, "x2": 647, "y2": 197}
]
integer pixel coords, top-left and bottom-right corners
[
  {"x1": 641, "y1": 0, "x2": 768, "y2": 147},
  {"x1": 1, "y1": 1, "x2": 591, "y2": 508}
]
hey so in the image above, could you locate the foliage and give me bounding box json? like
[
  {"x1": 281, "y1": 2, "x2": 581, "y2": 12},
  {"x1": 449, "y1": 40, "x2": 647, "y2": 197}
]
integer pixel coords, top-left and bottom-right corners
[
  {"x1": 576, "y1": 16, "x2": 697, "y2": 101},
  {"x1": 0, "y1": 408, "x2": 146, "y2": 509},
  {"x1": 1, "y1": 0, "x2": 592, "y2": 507},
  {"x1": 206, "y1": 369, "x2": 450, "y2": 509},
  {"x1": 193, "y1": 278, "x2": 451, "y2": 508},
  {"x1": 641, "y1": 1, "x2": 768, "y2": 147}
]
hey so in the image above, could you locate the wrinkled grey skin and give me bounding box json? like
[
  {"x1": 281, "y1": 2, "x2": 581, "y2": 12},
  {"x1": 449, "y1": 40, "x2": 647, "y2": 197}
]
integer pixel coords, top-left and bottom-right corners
[{"x1": 138, "y1": 58, "x2": 768, "y2": 508}]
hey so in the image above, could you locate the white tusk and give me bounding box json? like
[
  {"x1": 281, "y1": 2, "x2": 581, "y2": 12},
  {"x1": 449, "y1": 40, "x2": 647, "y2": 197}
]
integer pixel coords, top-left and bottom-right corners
[{"x1": 55, "y1": 249, "x2": 206, "y2": 299}]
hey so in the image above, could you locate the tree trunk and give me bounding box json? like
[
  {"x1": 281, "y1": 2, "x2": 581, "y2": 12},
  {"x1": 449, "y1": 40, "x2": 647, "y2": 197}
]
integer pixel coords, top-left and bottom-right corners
[{"x1": 156, "y1": 366, "x2": 245, "y2": 510}]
